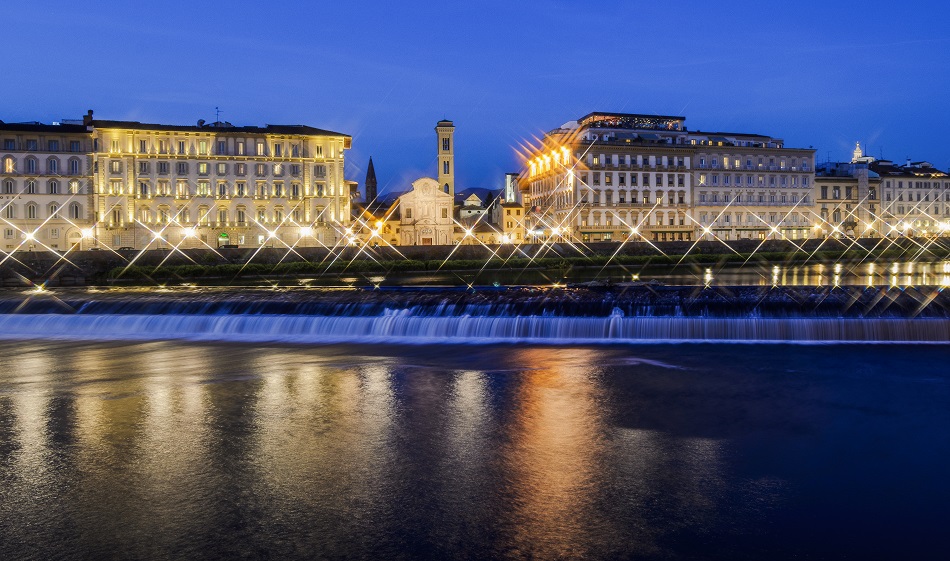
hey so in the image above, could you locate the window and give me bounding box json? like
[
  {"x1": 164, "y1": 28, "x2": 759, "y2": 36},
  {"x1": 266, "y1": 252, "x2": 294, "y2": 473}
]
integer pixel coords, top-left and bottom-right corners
[
  {"x1": 178, "y1": 141, "x2": 186, "y2": 154},
  {"x1": 199, "y1": 140, "x2": 208, "y2": 155},
  {"x1": 70, "y1": 140, "x2": 81, "y2": 152},
  {"x1": 139, "y1": 182, "x2": 149, "y2": 197},
  {"x1": 27, "y1": 204, "x2": 37, "y2": 220},
  {"x1": 441, "y1": 208, "x2": 448, "y2": 219},
  {"x1": 198, "y1": 163, "x2": 209, "y2": 175},
  {"x1": 274, "y1": 163, "x2": 283, "y2": 176},
  {"x1": 139, "y1": 161, "x2": 149, "y2": 174},
  {"x1": 69, "y1": 159, "x2": 80, "y2": 175},
  {"x1": 236, "y1": 182, "x2": 246, "y2": 197},
  {"x1": 109, "y1": 160, "x2": 121, "y2": 173},
  {"x1": 26, "y1": 180, "x2": 36, "y2": 194},
  {"x1": 291, "y1": 144, "x2": 299, "y2": 157},
  {"x1": 49, "y1": 158, "x2": 60, "y2": 173},
  {"x1": 27, "y1": 158, "x2": 37, "y2": 173},
  {"x1": 3, "y1": 139, "x2": 14, "y2": 150},
  {"x1": 314, "y1": 165, "x2": 326, "y2": 177},
  {"x1": 218, "y1": 208, "x2": 228, "y2": 224},
  {"x1": 3, "y1": 157, "x2": 13, "y2": 173},
  {"x1": 5, "y1": 206, "x2": 14, "y2": 219},
  {"x1": 218, "y1": 183, "x2": 228, "y2": 198},
  {"x1": 290, "y1": 164, "x2": 300, "y2": 176},
  {"x1": 110, "y1": 139, "x2": 119, "y2": 152},
  {"x1": 110, "y1": 180, "x2": 122, "y2": 195},
  {"x1": 3, "y1": 180, "x2": 13, "y2": 194},
  {"x1": 197, "y1": 181, "x2": 210, "y2": 197},
  {"x1": 158, "y1": 140, "x2": 168, "y2": 154},
  {"x1": 48, "y1": 180, "x2": 59, "y2": 194},
  {"x1": 443, "y1": 161, "x2": 449, "y2": 175},
  {"x1": 235, "y1": 163, "x2": 246, "y2": 176},
  {"x1": 48, "y1": 140, "x2": 59, "y2": 152},
  {"x1": 256, "y1": 141, "x2": 266, "y2": 156},
  {"x1": 256, "y1": 163, "x2": 266, "y2": 176},
  {"x1": 217, "y1": 163, "x2": 227, "y2": 175},
  {"x1": 27, "y1": 140, "x2": 38, "y2": 151},
  {"x1": 405, "y1": 208, "x2": 412, "y2": 219},
  {"x1": 273, "y1": 144, "x2": 282, "y2": 157},
  {"x1": 236, "y1": 142, "x2": 246, "y2": 156},
  {"x1": 442, "y1": 138, "x2": 450, "y2": 151},
  {"x1": 139, "y1": 140, "x2": 147, "y2": 153},
  {"x1": 291, "y1": 184, "x2": 300, "y2": 198},
  {"x1": 177, "y1": 162, "x2": 188, "y2": 174},
  {"x1": 217, "y1": 141, "x2": 227, "y2": 155},
  {"x1": 236, "y1": 208, "x2": 246, "y2": 224},
  {"x1": 158, "y1": 162, "x2": 169, "y2": 174}
]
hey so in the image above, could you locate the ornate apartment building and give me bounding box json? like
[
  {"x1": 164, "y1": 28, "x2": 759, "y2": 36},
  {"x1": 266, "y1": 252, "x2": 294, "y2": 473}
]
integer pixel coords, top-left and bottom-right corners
[
  {"x1": 520, "y1": 112, "x2": 817, "y2": 242},
  {"x1": 0, "y1": 122, "x2": 94, "y2": 251},
  {"x1": 1, "y1": 111, "x2": 351, "y2": 251},
  {"x1": 872, "y1": 158, "x2": 950, "y2": 236}
]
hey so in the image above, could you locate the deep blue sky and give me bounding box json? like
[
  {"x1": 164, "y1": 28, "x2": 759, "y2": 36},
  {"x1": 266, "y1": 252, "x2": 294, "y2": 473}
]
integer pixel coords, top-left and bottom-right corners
[{"x1": 3, "y1": 1, "x2": 949, "y2": 194}]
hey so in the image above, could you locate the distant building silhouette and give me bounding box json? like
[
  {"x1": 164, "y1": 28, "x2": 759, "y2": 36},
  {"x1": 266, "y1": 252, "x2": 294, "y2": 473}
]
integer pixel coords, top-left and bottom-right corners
[{"x1": 364, "y1": 157, "x2": 377, "y2": 203}]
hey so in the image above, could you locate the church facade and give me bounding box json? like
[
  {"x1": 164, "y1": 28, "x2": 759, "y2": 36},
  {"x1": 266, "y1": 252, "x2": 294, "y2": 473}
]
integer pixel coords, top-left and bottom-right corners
[{"x1": 397, "y1": 120, "x2": 457, "y2": 245}]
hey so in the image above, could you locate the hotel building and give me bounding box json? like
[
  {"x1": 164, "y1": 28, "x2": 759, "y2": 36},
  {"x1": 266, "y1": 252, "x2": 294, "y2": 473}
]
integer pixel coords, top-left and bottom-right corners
[
  {"x1": 519, "y1": 112, "x2": 817, "y2": 242},
  {"x1": 1, "y1": 111, "x2": 351, "y2": 251}
]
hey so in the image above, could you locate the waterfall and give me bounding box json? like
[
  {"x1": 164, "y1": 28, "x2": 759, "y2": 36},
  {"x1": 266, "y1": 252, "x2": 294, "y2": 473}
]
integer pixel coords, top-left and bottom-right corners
[{"x1": 0, "y1": 313, "x2": 947, "y2": 344}]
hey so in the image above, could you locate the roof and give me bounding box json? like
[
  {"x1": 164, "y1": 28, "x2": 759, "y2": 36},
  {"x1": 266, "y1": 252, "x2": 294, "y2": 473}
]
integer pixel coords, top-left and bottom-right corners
[
  {"x1": 89, "y1": 119, "x2": 349, "y2": 138},
  {"x1": 579, "y1": 111, "x2": 685, "y2": 123},
  {"x1": 0, "y1": 122, "x2": 89, "y2": 134}
]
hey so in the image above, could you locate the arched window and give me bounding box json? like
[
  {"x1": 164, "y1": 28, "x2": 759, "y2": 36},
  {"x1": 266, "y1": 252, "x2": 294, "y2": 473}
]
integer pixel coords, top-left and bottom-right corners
[
  {"x1": 50, "y1": 204, "x2": 59, "y2": 218},
  {"x1": 4, "y1": 205, "x2": 15, "y2": 219},
  {"x1": 69, "y1": 158, "x2": 80, "y2": 175},
  {"x1": 218, "y1": 208, "x2": 228, "y2": 225},
  {"x1": 26, "y1": 158, "x2": 37, "y2": 174},
  {"x1": 70, "y1": 203, "x2": 82, "y2": 220},
  {"x1": 27, "y1": 203, "x2": 38, "y2": 220},
  {"x1": 48, "y1": 180, "x2": 59, "y2": 194},
  {"x1": 48, "y1": 158, "x2": 59, "y2": 174},
  {"x1": 2, "y1": 156, "x2": 14, "y2": 174},
  {"x1": 274, "y1": 208, "x2": 283, "y2": 223},
  {"x1": 3, "y1": 180, "x2": 13, "y2": 194},
  {"x1": 26, "y1": 181, "x2": 36, "y2": 194}
]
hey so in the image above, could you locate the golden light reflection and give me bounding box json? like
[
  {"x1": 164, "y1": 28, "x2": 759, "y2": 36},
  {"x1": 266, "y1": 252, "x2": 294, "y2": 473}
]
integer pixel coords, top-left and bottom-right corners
[{"x1": 499, "y1": 348, "x2": 610, "y2": 559}]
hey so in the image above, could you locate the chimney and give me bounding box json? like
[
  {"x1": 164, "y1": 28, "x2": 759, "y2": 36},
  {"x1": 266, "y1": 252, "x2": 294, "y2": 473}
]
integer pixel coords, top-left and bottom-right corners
[
  {"x1": 906, "y1": 157, "x2": 912, "y2": 167},
  {"x1": 197, "y1": 119, "x2": 206, "y2": 127},
  {"x1": 83, "y1": 109, "x2": 94, "y2": 125}
]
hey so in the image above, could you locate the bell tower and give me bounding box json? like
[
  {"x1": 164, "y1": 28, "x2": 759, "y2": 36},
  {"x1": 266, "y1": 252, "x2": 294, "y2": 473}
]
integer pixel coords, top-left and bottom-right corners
[{"x1": 436, "y1": 119, "x2": 455, "y2": 196}]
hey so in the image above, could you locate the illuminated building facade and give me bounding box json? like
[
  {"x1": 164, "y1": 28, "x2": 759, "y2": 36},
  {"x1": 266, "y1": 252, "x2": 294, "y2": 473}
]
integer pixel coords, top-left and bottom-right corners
[
  {"x1": 87, "y1": 112, "x2": 351, "y2": 249},
  {"x1": 520, "y1": 112, "x2": 817, "y2": 242},
  {"x1": 0, "y1": 121, "x2": 94, "y2": 251},
  {"x1": 872, "y1": 158, "x2": 950, "y2": 236},
  {"x1": 813, "y1": 143, "x2": 882, "y2": 238},
  {"x1": 2, "y1": 111, "x2": 351, "y2": 251},
  {"x1": 521, "y1": 113, "x2": 694, "y2": 242}
]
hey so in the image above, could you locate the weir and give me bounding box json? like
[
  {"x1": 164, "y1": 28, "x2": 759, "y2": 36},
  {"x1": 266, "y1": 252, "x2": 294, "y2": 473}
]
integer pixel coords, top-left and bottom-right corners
[
  {"x1": 0, "y1": 309, "x2": 948, "y2": 344},
  {"x1": 2, "y1": 285, "x2": 948, "y2": 344}
]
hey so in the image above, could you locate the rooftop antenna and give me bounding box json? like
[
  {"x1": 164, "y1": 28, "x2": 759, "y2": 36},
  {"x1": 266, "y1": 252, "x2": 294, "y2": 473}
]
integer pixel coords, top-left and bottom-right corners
[{"x1": 215, "y1": 106, "x2": 221, "y2": 123}]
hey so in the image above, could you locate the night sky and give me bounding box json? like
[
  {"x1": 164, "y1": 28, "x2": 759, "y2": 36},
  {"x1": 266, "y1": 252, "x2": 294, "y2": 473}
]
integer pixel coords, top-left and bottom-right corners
[{"x1": 3, "y1": 1, "x2": 949, "y2": 194}]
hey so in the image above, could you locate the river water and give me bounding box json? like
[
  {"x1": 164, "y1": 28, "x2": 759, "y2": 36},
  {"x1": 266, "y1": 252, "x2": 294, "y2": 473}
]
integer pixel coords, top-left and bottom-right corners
[{"x1": 1, "y1": 340, "x2": 947, "y2": 560}]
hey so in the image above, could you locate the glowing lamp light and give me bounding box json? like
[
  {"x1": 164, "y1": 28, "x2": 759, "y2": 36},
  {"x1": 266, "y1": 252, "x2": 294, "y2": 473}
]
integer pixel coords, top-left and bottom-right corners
[
  {"x1": 81, "y1": 228, "x2": 94, "y2": 239},
  {"x1": 630, "y1": 227, "x2": 639, "y2": 235},
  {"x1": 465, "y1": 228, "x2": 473, "y2": 237},
  {"x1": 183, "y1": 227, "x2": 196, "y2": 238},
  {"x1": 24, "y1": 232, "x2": 35, "y2": 241},
  {"x1": 501, "y1": 234, "x2": 511, "y2": 244},
  {"x1": 153, "y1": 232, "x2": 164, "y2": 241},
  {"x1": 267, "y1": 230, "x2": 277, "y2": 239},
  {"x1": 300, "y1": 226, "x2": 313, "y2": 237}
]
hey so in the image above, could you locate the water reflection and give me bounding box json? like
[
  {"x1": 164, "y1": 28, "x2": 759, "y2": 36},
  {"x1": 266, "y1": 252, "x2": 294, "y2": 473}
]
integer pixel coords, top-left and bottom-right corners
[{"x1": 0, "y1": 342, "x2": 948, "y2": 559}]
